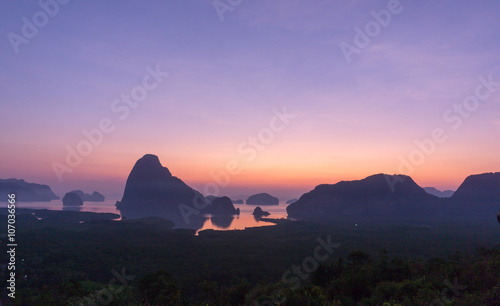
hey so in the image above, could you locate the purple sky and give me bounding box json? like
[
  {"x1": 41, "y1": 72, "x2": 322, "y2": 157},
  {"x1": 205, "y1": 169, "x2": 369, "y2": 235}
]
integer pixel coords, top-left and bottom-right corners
[{"x1": 1, "y1": 0, "x2": 499, "y2": 199}]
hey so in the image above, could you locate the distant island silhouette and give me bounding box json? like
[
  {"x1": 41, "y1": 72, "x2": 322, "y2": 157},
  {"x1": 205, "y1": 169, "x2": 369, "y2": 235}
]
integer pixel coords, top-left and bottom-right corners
[
  {"x1": 246, "y1": 193, "x2": 279, "y2": 205},
  {"x1": 61, "y1": 190, "x2": 105, "y2": 206},
  {"x1": 287, "y1": 173, "x2": 500, "y2": 221},
  {"x1": 115, "y1": 154, "x2": 208, "y2": 230},
  {"x1": 204, "y1": 196, "x2": 240, "y2": 215},
  {"x1": 445, "y1": 172, "x2": 500, "y2": 218},
  {"x1": 115, "y1": 154, "x2": 240, "y2": 230},
  {"x1": 69, "y1": 190, "x2": 105, "y2": 202},
  {"x1": 205, "y1": 195, "x2": 219, "y2": 204},
  {"x1": 252, "y1": 206, "x2": 270, "y2": 217},
  {"x1": 423, "y1": 187, "x2": 454, "y2": 198},
  {"x1": 0, "y1": 178, "x2": 59, "y2": 202},
  {"x1": 62, "y1": 192, "x2": 84, "y2": 206},
  {"x1": 4, "y1": 154, "x2": 499, "y2": 225}
]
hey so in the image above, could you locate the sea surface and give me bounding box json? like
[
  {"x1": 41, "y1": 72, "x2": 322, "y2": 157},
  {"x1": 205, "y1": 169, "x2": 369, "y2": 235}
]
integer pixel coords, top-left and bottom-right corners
[{"x1": 7, "y1": 199, "x2": 291, "y2": 233}]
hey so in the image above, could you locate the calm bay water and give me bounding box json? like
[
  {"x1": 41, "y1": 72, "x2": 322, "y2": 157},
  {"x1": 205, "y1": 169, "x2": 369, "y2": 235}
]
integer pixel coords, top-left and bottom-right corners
[{"x1": 7, "y1": 200, "x2": 290, "y2": 232}]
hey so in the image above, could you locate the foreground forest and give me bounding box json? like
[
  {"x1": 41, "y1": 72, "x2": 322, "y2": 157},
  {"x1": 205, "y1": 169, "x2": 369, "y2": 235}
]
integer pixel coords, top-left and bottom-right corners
[{"x1": 1, "y1": 210, "x2": 500, "y2": 305}]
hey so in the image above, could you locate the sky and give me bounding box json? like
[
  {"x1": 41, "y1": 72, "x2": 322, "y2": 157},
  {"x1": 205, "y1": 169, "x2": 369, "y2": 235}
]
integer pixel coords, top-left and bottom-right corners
[{"x1": 1, "y1": 0, "x2": 499, "y2": 200}]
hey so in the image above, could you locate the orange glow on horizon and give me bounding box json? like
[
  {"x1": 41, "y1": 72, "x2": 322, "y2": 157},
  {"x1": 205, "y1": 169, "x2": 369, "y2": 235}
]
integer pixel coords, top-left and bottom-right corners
[
  {"x1": 21, "y1": 148, "x2": 496, "y2": 198},
  {"x1": 75, "y1": 156, "x2": 494, "y2": 192}
]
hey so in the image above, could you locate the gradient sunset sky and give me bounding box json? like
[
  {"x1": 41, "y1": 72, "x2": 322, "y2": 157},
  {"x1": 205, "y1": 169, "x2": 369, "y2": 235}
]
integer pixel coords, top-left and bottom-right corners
[{"x1": 1, "y1": 0, "x2": 499, "y2": 199}]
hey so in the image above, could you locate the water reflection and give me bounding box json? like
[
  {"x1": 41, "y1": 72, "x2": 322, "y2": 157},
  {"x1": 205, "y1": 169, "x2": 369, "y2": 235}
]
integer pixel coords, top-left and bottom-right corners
[
  {"x1": 118, "y1": 207, "x2": 209, "y2": 231},
  {"x1": 210, "y1": 215, "x2": 235, "y2": 229},
  {"x1": 62, "y1": 206, "x2": 82, "y2": 211},
  {"x1": 12, "y1": 200, "x2": 290, "y2": 233}
]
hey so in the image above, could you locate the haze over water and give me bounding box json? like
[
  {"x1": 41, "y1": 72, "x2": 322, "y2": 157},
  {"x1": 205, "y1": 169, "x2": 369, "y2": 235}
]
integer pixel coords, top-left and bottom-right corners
[{"x1": 16, "y1": 199, "x2": 290, "y2": 232}]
